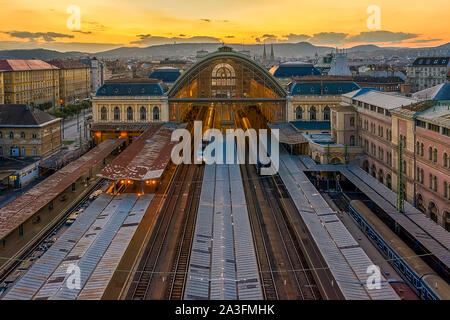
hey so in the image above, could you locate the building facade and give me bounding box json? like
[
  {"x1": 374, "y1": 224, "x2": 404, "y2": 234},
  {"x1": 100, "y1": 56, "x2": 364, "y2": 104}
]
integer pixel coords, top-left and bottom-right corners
[
  {"x1": 49, "y1": 60, "x2": 91, "y2": 105},
  {"x1": 80, "y1": 58, "x2": 106, "y2": 93},
  {"x1": 406, "y1": 57, "x2": 449, "y2": 92},
  {"x1": 0, "y1": 104, "x2": 61, "y2": 158},
  {"x1": 0, "y1": 59, "x2": 59, "y2": 108},
  {"x1": 91, "y1": 79, "x2": 168, "y2": 144}
]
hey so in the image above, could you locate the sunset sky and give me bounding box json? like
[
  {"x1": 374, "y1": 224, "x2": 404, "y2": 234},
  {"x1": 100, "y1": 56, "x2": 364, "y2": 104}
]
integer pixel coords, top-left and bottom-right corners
[{"x1": 0, "y1": 0, "x2": 449, "y2": 52}]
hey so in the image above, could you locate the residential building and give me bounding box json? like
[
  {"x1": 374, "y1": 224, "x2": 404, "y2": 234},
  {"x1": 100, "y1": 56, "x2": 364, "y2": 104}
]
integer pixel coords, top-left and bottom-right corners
[
  {"x1": 80, "y1": 57, "x2": 106, "y2": 93},
  {"x1": 406, "y1": 56, "x2": 449, "y2": 92},
  {"x1": 49, "y1": 60, "x2": 91, "y2": 105},
  {"x1": 0, "y1": 104, "x2": 62, "y2": 158},
  {"x1": 0, "y1": 59, "x2": 59, "y2": 108}
]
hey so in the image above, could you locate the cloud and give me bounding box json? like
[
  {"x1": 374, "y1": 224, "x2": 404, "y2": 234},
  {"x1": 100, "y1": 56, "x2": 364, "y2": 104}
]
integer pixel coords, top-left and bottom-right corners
[
  {"x1": 224, "y1": 35, "x2": 235, "y2": 39},
  {"x1": 308, "y1": 32, "x2": 348, "y2": 44},
  {"x1": 131, "y1": 35, "x2": 221, "y2": 46},
  {"x1": 281, "y1": 33, "x2": 310, "y2": 43},
  {"x1": 179, "y1": 34, "x2": 186, "y2": 37},
  {"x1": 4, "y1": 31, "x2": 75, "y2": 42},
  {"x1": 345, "y1": 31, "x2": 419, "y2": 43},
  {"x1": 72, "y1": 30, "x2": 92, "y2": 35},
  {"x1": 407, "y1": 38, "x2": 442, "y2": 44},
  {"x1": 200, "y1": 19, "x2": 210, "y2": 22},
  {"x1": 0, "y1": 41, "x2": 122, "y2": 53}
]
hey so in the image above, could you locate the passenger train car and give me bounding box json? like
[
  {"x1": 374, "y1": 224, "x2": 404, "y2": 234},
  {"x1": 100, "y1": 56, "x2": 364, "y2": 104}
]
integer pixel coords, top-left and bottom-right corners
[{"x1": 349, "y1": 200, "x2": 450, "y2": 300}]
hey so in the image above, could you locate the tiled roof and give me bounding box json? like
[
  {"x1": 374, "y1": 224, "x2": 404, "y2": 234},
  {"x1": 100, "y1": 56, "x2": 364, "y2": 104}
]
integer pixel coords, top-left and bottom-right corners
[
  {"x1": 0, "y1": 104, "x2": 58, "y2": 126},
  {"x1": 0, "y1": 59, "x2": 58, "y2": 71},
  {"x1": 48, "y1": 60, "x2": 90, "y2": 69},
  {"x1": 149, "y1": 67, "x2": 181, "y2": 83},
  {"x1": 290, "y1": 120, "x2": 331, "y2": 130},
  {"x1": 95, "y1": 79, "x2": 164, "y2": 96},
  {"x1": 271, "y1": 62, "x2": 321, "y2": 78}
]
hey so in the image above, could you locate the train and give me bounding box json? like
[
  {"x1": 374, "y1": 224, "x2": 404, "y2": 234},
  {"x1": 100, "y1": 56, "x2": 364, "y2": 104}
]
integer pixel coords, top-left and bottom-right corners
[{"x1": 349, "y1": 200, "x2": 450, "y2": 300}]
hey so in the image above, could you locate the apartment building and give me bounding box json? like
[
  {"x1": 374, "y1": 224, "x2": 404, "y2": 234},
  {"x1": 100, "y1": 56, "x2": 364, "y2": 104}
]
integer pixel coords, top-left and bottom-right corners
[
  {"x1": 49, "y1": 60, "x2": 91, "y2": 105},
  {"x1": 0, "y1": 59, "x2": 59, "y2": 107},
  {"x1": 406, "y1": 56, "x2": 449, "y2": 92}
]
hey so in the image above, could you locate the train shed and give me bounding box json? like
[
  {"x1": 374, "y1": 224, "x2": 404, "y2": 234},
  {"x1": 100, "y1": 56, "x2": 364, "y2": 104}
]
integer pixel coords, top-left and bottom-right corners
[{"x1": 0, "y1": 138, "x2": 125, "y2": 274}]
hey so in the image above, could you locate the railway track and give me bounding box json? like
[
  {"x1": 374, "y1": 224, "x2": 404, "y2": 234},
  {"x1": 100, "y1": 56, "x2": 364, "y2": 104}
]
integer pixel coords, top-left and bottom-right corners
[
  {"x1": 262, "y1": 174, "x2": 321, "y2": 300},
  {"x1": 167, "y1": 164, "x2": 204, "y2": 300},
  {"x1": 0, "y1": 178, "x2": 108, "y2": 288},
  {"x1": 240, "y1": 164, "x2": 279, "y2": 300},
  {"x1": 126, "y1": 164, "x2": 201, "y2": 300}
]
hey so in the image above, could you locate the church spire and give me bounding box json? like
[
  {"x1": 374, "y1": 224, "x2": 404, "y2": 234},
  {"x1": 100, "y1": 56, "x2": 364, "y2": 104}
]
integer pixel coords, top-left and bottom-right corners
[
  {"x1": 263, "y1": 43, "x2": 267, "y2": 61},
  {"x1": 270, "y1": 43, "x2": 274, "y2": 61}
]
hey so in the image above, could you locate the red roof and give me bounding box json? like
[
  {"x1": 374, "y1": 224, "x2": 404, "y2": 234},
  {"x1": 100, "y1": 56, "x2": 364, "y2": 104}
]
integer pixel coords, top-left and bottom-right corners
[{"x1": 0, "y1": 59, "x2": 59, "y2": 71}]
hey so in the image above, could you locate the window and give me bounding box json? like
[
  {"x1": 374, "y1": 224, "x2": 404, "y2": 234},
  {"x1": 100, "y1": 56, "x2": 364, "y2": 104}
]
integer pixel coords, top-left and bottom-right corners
[
  {"x1": 0, "y1": 132, "x2": 2, "y2": 138},
  {"x1": 433, "y1": 148, "x2": 437, "y2": 163},
  {"x1": 153, "y1": 106, "x2": 160, "y2": 121},
  {"x1": 32, "y1": 132, "x2": 37, "y2": 139},
  {"x1": 433, "y1": 176, "x2": 437, "y2": 192},
  {"x1": 429, "y1": 173, "x2": 433, "y2": 189},
  {"x1": 20, "y1": 132, "x2": 25, "y2": 139},
  {"x1": 295, "y1": 106, "x2": 302, "y2": 120},
  {"x1": 350, "y1": 135, "x2": 355, "y2": 146},
  {"x1": 429, "y1": 146, "x2": 433, "y2": 160},
  {"x1": 416, "y1": 142, "x2": 420, "y2": 155},
  {"x1": 101, "y1": 106, "x2": 107, "y2": 121},
  {"x1": 420, "y1": 143, "x2": 424, "y2": 156},
  {"x1": 444, "y1": 153, "x2": 448, "y2": 168},
  {"x1": 114, "y1": 107, "x2": 120, "y2": 120},
  {"x1": 323, "y1": 106, "x2": 330, "y2": 121},
  {"x1": 33, "y1": 147, "x2": 37, "y2": 156},
  {"x1": 9, "y1": 132, "x2": 14, "y2": 139},
  {"x1": 127, "y1": 106, "x2": 133, "y2": 121},
  {"x1": 140, "y1": 106, "x2": 146, "y2": 121},
  {"x1": 310, "y1": 106, "x2": 316, "y2": 120},
  {"x1": 444, "y1": 182, "x2": 448, "y2": 198},
  {"x1": 350, "y1": 117, "x2": 355, "y2": 127}
]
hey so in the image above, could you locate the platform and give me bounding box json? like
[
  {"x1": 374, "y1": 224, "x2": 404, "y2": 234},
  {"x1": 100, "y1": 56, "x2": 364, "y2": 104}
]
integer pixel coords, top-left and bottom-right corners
[
  {"x1": 0, "y1": 139, "x2": 124, "y2": 241},
  {"x1": 278, "y1": 155, "x2": 400, "y2": 300},
  {"x1": 98, "y1": 124, "x2": 183, "y2": 181},
  {"x1": 184, "y1": 164, "x2": 263, "y2": 300},
  {"x1": 2, "y1": 193, "x2": 153, "y2": 300}
]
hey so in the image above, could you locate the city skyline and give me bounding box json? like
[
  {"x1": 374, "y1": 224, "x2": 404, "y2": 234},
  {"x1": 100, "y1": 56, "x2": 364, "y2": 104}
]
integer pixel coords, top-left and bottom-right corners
[{"x1": 0, "y1": 0, "x2": 449, "y2": 52}]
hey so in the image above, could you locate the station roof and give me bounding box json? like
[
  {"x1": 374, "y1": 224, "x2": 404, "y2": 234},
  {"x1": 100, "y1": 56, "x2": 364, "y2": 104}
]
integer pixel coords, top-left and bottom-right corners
[
  {"x1": 270, "y1": 62, "x2": 321, "y2": 78},
  {"x1": 343, "y1": 89, "x2": 418, "y2": 110},
  {"x1": 95, "y1": 79, "x2": 164, "y2": 97},
  {"x1": 98, "y1": 123, "x2": 184, "y2": 181},
  {"x1": 0, "y1": 138, "x2": 124, "y2": 240},
  {"x1": 290, "y1": 120, "x2": 331, "y2": 131},
  {"x1": 148, "y1": 67, "x2": 181, "y2": 83},
  {"x1": 267, "y1": 123, "x2": 308, "y2": 144}
]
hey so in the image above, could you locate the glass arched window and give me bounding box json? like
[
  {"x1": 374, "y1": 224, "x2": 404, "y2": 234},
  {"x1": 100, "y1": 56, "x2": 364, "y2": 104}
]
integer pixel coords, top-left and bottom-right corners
[
  {"x1": 101, "y1": 106, "x2": 107, "y2": 121},
  {"x1": 114, "y1": 107, "x2": 120, "y2": 120},
  {"x1": 127, "y1": 106, "x2": 133, "y2": 121},
  {"x1": 20, "y1": 132, "x2": 25, "y2": 139},
  {"x1": 295, "y1": 106, "x2": 302, "y2": 120},
  {"x1": 9, "y1": 132, "x2": 14, "y2": 139},
  {"x1": 310, "y1": 106, "x2": 316, "y2": 120},
  {"x1": 420, "y1": 143, "x2": 424, "y2": 156},
  {"x1": 433, "y1": 148, "x2": 437, "y2": 163},
  {"x1": 153, "y1": 106, "x2": 160, "y2": 121},
  {"x1": 211, "y1": 63, "x2": 236, "y2": 98},
  {"x1": 140, "y1": 106, "x2": 146, "y2": 121},
  {"x1": 428, "y1": 146, "x2": 433, "y2": 160},
  {"x1": 323, "y1": 106, "x2": 330, "y2": 121}
]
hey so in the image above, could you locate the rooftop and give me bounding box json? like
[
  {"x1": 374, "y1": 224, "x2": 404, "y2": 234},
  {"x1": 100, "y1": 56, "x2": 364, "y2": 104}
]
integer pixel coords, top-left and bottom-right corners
[
  {"x1": 0, "y1": 139, "x2": 124, "y2": 240},
  {"x1": 412, "y1": 57, "x2": 449, "y2": 66},
  {"x1": 291, "y1": 120, "x2": 331, "y2": 131},
  {"x1": 148, "y1": 67, "x2": 182, "y2": 83},
  {"x1": 0, "y1": 59, "x2": 58, "y2": 71},
  {"x1": 289, "y1": 78, "x2": 360, "y2": 95},
  {"x1": 344, "y1": 89, "x2": 417, "y2": 110},
  {"x1": 48, "y1": 60, "x2": 90, "y2": 69},
  {"x1": 412, "y1": 82, "x2": 450, "y2": 101},
  {"x1": 270, "y1": 62, "x2": 321, "y2": 78},
  {"x1": 95, "y1": 79, "x2": 164, "y2": 97},
  {"x1": 0, "y1": 104, "x2": 60, "y2": 127}
]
